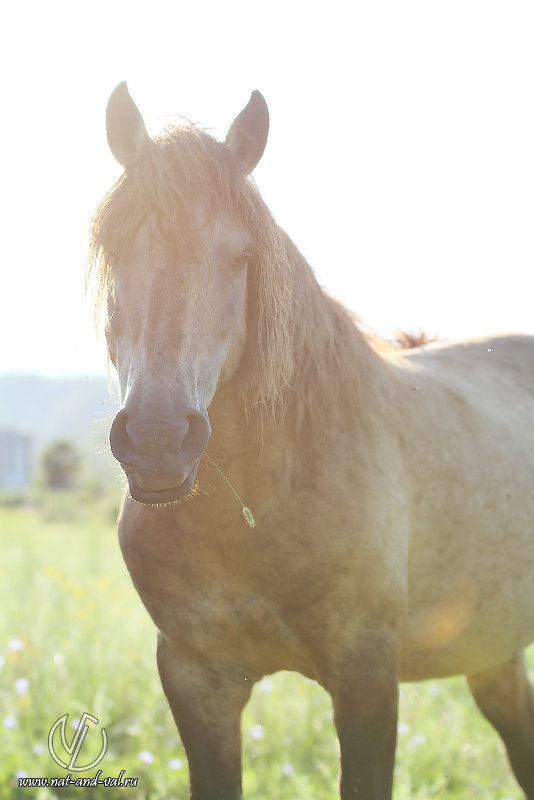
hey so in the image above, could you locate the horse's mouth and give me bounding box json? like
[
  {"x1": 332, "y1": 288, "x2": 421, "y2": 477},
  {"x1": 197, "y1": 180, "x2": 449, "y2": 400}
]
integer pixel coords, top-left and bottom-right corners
[{"x1": 126, "y1": 467, "x2": 197, "y2": 506}]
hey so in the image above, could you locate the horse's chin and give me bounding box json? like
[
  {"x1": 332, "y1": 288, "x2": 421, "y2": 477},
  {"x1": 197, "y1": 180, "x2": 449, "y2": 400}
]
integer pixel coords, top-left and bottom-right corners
[{"x1": 126, "y1": 469, "x2": 197, "y2": 506}]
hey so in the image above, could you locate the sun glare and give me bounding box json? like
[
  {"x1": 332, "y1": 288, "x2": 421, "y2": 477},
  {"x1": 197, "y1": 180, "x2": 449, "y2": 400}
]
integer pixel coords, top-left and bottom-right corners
[{"x1": 3, "y1": 1, "x2": 534, "y2": 375}]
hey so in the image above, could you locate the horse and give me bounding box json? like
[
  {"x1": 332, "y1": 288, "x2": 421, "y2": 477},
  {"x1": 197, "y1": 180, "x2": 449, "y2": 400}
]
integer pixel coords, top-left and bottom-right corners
[{"x1": 89, "y1": 82, "x2": 534, "y2": 799}]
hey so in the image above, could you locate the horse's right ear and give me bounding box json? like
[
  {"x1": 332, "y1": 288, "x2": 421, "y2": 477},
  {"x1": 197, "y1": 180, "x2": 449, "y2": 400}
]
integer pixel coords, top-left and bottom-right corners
[
  {"x1": 226, "y1": 91, "x2": 269, "y2": 174},
  {"x1": 106, "y1": 82, "x2": 150, "y2": 169}
]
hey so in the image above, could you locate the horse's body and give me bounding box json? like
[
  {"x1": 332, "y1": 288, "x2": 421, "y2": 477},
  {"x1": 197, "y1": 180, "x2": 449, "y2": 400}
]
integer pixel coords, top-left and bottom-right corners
[
  {"x1": 92, "y1": 84, "x2": 534, "y2": 799},
  {"x1": 395, "y1": 335, "x2": 534, "y2": 679}
]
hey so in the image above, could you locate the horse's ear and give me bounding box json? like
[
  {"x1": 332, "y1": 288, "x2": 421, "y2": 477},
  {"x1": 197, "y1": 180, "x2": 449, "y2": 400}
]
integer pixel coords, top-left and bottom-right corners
[
  {"x1": 225, "y1": 91, "x2": 269, "y2": 174},
  {"x1": 106, "y1": 82, "x2": 150, "y2": 168}
]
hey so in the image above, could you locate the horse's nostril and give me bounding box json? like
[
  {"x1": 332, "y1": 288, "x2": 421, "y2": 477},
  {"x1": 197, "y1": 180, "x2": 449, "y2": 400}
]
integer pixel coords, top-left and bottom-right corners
[
  {"x1": 181, "y1": 412, "x2": 211, "y2": 461},
  {"x1": 109, "y1": 409, "x2": 136, "y2": 466},
  {"x1": 110, "y1": 407, "x2": 210, "y2": 469}
]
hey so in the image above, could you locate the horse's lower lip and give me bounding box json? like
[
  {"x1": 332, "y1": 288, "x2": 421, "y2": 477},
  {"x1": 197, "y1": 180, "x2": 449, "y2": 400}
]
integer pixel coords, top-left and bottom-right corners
[{"x1": 126, "y1": 470, "x2": 196, "y2": 505}]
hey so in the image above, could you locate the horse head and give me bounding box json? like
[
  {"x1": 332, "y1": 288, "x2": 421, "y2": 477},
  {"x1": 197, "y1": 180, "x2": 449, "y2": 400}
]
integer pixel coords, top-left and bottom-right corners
[{"x1": 101, "y1": 84, "x2": 269, "y2": 504}]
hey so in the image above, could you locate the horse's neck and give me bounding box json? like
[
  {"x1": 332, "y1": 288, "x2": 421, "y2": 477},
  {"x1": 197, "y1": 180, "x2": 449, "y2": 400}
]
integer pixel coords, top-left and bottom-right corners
[
  {"x1": 209, "y1": 272, "x2": 393, "y2": 487},
  {"x1": 281, "y1": 249, "x2": 392, "y2": 439}
]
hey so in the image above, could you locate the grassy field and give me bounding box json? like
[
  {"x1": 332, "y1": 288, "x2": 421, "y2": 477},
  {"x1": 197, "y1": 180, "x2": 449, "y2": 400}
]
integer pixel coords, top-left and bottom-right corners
[{"x1": 0, "y1": 490, "x2": 530, "y2": 799}]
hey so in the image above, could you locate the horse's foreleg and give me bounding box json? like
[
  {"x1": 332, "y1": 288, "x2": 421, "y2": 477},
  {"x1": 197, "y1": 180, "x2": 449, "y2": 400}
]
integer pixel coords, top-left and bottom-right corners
[
  {"x1": 157, "y1": 635, "x2": 251, "y2": 800},
  {"x1": 328, "y1": 632, "x2": 399, "y2": 800},
  {"x1": 467, "y1": 651, "x2": 534, "y2": 799}
]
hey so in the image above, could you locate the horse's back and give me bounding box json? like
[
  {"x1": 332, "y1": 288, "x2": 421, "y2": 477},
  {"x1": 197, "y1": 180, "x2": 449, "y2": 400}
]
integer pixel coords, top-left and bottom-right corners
[
  {"x1": 390, "y1": 334, "x2": 534, "y2": 680},
  {"x1": 395, "y1": 332, "x2": 534, "y2": 391}
]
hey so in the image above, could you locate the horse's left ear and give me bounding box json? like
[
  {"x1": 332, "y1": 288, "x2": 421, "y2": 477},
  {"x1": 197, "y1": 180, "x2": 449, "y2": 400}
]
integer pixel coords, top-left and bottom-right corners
[{"x1": 225, "y1": 91, "x2": 269, "y2": 174}]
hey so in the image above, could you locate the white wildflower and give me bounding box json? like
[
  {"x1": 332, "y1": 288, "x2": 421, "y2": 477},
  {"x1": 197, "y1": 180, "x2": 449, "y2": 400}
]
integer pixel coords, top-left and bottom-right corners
[
  {"x1": 14, "y1": 678, "x2": 29, "y2": 696},
  {"x1": 411, "y1": 733, "x2": 426, "y2": 746},
  {"x1": 249, "y1": 724, "x2": 264, "y2": 741}
]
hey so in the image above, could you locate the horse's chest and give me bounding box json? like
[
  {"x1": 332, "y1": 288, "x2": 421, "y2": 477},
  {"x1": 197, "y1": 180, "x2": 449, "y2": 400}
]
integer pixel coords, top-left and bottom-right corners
[{"x1": 118, "y1": 512, "x2": 309, "y2": 674}]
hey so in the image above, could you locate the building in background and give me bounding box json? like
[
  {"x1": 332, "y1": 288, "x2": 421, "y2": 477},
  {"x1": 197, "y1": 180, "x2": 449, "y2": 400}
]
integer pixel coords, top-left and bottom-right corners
[{"x1": 0, "y1": 429, "x2": 33, "y2": 490}]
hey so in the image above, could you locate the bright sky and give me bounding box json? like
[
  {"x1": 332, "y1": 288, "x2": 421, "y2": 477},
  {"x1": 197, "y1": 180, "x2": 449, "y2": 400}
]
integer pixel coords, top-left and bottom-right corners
[{"x1": 3, "y1": 1, "x2": 534, "y2": 377}]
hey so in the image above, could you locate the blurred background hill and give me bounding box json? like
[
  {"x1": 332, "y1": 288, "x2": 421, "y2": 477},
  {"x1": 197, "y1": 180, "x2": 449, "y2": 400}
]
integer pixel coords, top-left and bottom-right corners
[
  {"x1": 0, "y1": 375, "x2": 118, "y2": 451},
  {"x1": 0, "y1": 375, "x2": 119, "y2": 492}
]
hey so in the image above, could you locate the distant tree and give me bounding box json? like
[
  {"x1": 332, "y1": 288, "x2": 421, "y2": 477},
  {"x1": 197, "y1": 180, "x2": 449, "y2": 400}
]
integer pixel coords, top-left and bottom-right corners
[{"x1": 41, "y1": 439, "x2": 81, "y2": 489}]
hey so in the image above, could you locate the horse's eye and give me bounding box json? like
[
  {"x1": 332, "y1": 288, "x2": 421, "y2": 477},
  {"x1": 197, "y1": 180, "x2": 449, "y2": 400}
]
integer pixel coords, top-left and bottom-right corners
[{"x1": 231, "y1": 247, "x2": 252, "y2": 270}]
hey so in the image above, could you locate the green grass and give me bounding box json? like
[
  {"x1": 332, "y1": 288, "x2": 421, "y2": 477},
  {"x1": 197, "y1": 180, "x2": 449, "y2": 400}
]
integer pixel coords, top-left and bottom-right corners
[{"x1": 0, "y1": 492, "x2": 530, "y2": 799}]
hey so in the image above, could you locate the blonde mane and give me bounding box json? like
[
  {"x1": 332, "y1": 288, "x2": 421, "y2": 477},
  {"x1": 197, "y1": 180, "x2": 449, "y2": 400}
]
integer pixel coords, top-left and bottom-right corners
[{"x1": 88, "y1": 124, "x2": 372, "y2": 431}]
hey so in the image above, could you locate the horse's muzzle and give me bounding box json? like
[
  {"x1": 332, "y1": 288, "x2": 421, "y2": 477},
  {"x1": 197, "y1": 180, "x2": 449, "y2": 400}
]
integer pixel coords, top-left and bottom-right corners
[
  {"x1": 109, "y1": 406, "x2": 211, "y2": 504},
  {"x1": 125, "y1": 465, "x2": 198, "y2": 504}
]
